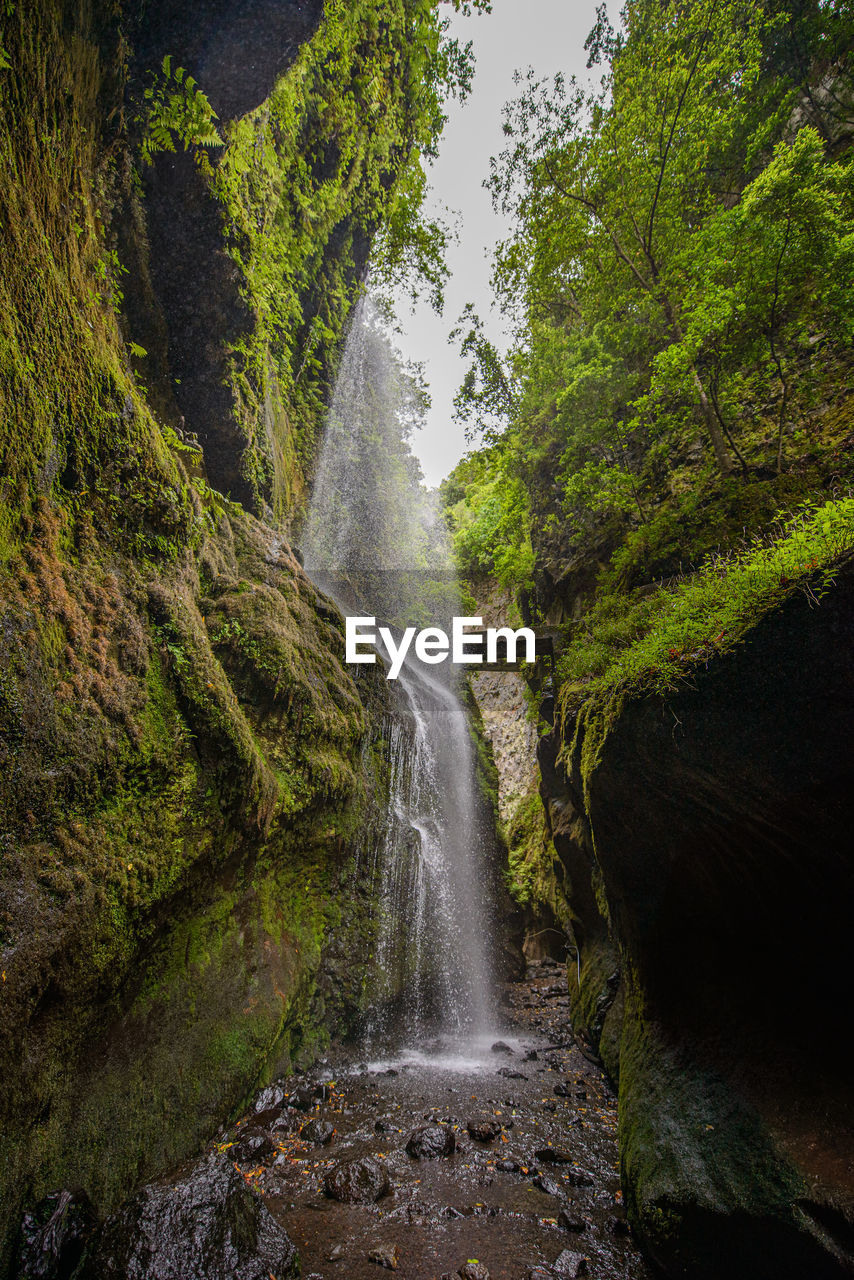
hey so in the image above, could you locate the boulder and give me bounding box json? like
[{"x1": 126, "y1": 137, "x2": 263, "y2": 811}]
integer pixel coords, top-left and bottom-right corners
[
  {"x1": 405, "y1": 1125, "x2": 456, "y2": 1159},
  {"x1": 323, "y1": 1157, "x2": 390, "y2": 1204},
  {"x1": 466, "y1": 1118, "x2": 502, "y2": 1143},
  {"x1": 83, "y1": 1152, "x2": 297, "y2": 1279}
]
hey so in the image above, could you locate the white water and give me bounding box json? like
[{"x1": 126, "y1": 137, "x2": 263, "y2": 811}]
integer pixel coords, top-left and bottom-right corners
[{"x1": 302, "y1": 297, "x2": 498, "y2": 1044}]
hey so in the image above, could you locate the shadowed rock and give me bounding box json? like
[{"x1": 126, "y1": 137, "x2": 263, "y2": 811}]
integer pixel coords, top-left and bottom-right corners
[{"x1": 83, "y1": 1152, "x2": 297, "y2": 1279}]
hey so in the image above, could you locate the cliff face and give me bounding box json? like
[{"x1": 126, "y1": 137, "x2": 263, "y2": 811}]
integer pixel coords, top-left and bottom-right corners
[
  {"x1": 0, "y1": 0, "x2": 430, "y2": 1268},
  {"x1": 539, "y1": 561, "x2": 854, "y2": 1278}
]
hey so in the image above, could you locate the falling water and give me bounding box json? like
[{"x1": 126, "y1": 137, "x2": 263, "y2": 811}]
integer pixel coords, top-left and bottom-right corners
[{"x1": 302, "y1": 297, "x2": 498, "y2": 1044}]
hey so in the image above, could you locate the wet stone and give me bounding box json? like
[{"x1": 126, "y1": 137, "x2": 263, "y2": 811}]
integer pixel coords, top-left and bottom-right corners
[
  {"x1": 405, "y1": 1123, "x2": 456, "y2": 1158},
  {"x1": 459, "y1": 1263, "x2": 491, "y2": 1280},
  {"x1": 553, "y1": 1249, "x2": 589, "y2": 1277},
  {"x1": 85, "y1": 1152, "x2": 297, "y2": 1280},
  {"x1": 491, "y1": 1040, "x2": 513, "y2": 1054},
  {"x1": 558, "y1": 1208, "x2": 588, "y2": 1232},
  {"x1": 466, "y1": 1117, "x2": 502, "y2": 1142},
  {"x1": 497, "y1": 1067, "x2": 528, "y2": 1080},
  {"x1": 368, "y1": 1243, "x2": 400, "y2": 1270},
  {"x1": 287, "y1": 1085, "x2": 316, "y2": 1111},
  {"x1": 536, "y1": 1146, "x2": 575, "y2": 1164},
  {"x1": 254, "y1": 1084, "x2": 285, "y2": 1114},
  {"x1": 230, "y1": 1128, "x2": 275, "y2": 1165},
  {"x1": 300, "y1": 1118, "x2": 335, "y2": 1146},
  {"x1": 533, "y1": 1173, "x2": 563, "y2": 1197},
  {"x1": 323, "y1": 1157, "x2": 390, "y2": 1203}
]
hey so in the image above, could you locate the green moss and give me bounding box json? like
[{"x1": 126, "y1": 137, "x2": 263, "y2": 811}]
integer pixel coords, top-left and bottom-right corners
[
  {"x1": 504, "y1": 788, "x2": 569, "y2": 927},
  {"x1": 559, "y1": 495, "x2": 854, "y2": 797},
  {"x1": 209, "y1": 0, "x2": 458, "y2": 519}
]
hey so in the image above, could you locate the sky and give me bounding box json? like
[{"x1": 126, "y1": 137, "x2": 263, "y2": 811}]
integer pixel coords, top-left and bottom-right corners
[{"x1": 392, "y1": 0, "x2": 599, "y2": 488}]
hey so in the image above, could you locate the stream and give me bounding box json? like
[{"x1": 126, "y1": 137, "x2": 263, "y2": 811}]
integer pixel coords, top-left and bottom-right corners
[{"x1": 207, "y1": 956, "x2": 654, "y2": 1280}]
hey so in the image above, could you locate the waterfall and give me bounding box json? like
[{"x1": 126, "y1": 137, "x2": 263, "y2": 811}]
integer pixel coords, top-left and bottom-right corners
[{"x1": 302, "y1": 296, "x2": 497, "y2": 1043}]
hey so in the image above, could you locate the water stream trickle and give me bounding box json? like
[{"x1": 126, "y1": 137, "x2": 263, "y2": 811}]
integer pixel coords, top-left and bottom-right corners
[{"x1": 302, "y1": 296, "x2": 498, "y2": 1046}]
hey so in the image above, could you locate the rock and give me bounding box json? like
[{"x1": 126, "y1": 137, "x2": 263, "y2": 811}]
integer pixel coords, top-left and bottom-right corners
[
  {"x1": 324, "y1": 1157, "x2": 390, "y2": 1204},
  {"x1": 466, "y1": 1118, "x2": 502, "y2": 1142},
  {"x1": 553, "y1": 1082, "x2": 573, "y2": 1097},
  {"x1": 230, "y1": 1128, "x2": 275, "y2": 1164},
  {"x1": 17, "y1": 1190, "x2": 95, "y2": 1279},
  {"x1": 523, "y1": 1049, "x2": 539, "y2": 1061},
  {"x1": 497, "y1": 1067, "x2": 527, "y2": 1080},
  {"x1": 328, "y1": 1244, "x2": 345, "y2": 1260},
  {"x1": 491, "y1": 1041, "x2": 513, "y2": 1054},
  {"x1": 496, "y1": 1157, "x2": 520, "y2": 1172},
  {"x1": 300, "y1": 1118, "x2": 335, "y2": 1146},
  {"x1": 253, "y1": 1084, "x2": 285, "y2": 1114},
  {"x1": 535, "y1": 1146, "x2": 575, "y2": 1164},
  {"x1": 405, "y1": 1124, "x2": 455, "y2": 1158},
  {"x1": 566, "y1": 1168, "x2": 595, "y2": 1187},
  {"x1": 459, "y1": 1263, "x2": 491, "y2": 1280},
  {"x1": 558, "y1": 1208, "x2": 587, "y2": 1232},
  {"x1": 612, "y1": 1216, "x2": 630, "y2": 1236},
  {"x1": 287, "y1": 1085, "x2": 316, "y2": 1111},
  {"x1": 384, "y1": 1068, "x2": 399, "y2": 1077},
  {"x1": 533, "y1": 1173, "x2": 563, "y2": 1197},
  {"x1": 526, "y1": 1269, "x2": 555, "y2": 1280},
  {"x1": 368, "y1": 1243, "x2": 400, "y2": 1270},
  {"x1": 375, "y1": 1117, "x2": 398, "y2": 1133},
  {"x1": 553, "y1": 1250, "x2": 588, "y2": 1277},
  {"x1": 84, "y1": 1152, "x2": 297, "y2": 1279},
  {"x1": 541, "y1": 1099, "x2": 558, "y2": 1113}
]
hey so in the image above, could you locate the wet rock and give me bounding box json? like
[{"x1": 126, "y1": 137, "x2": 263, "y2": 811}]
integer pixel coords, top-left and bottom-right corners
[
  {"x1": 612, "y1": 1216, "x2": 630, "y2": 1236},
  {"x1": 17, "y1": 1189, "x2": 95, "y2": 1280},
  {"x1": 533, "y1": 1173, "x2": 563, "y2": 1197},
  {"x1": 491, "y1": 1041, "x2": 513, "y2": 1054},
  {"x1": 459, "y1": 1264, "x2": 491, "y2": 1280},
  {"x1": 328, "y1": 1243, "x2": 345, "y2": 1260},
  {"x1": 466, "y1": 1117, "x2": 502, "y2": 1142},
  {"x1": 375, "y1": 1117, "x2": 399, "y2": 1133},
  {"x1": 558, "y1": 1208, "x2": 588, "y2": 1232},
  {"x1": 523, "y1": 1049, "x2": 539, "y2": 1061},
  {"x1": 553, "y1": 1250, "x2": 588, "y2": 1277},
  {"x1": 384, "y1": 1068, "x2": 399, "y2": 1077},
  {"x1": 526, "y1": 1269, "x2": 555, "y2": 1280},
  {"x1": 497, "y1": 1067, "x2": 527, "y2": 1080},
  {"x1": 566, "y1": 1168, "x2": 596, "y2": 1187},
  {"x1": 254, "y1": 1084, "x2": 285, "y2": 1114},
  {"x1": 85, "y1": 1152, "x2": 297, "y2": 1279},
  {"x1": 368, "y1": 1243, "x2": 400, "y2": 1270},
  {"x1": 553, "y1": 1082, "x2": 573, "y2": 1097},
  {"x1": 496, "y1": 1157, "x2": 520, "y2": 1172},
  {"x1": 405, "y1": 1124, "x2": 455, "y2": 1158},
  {"x1": 535, "y1": 1146, "x2": 576, "y2": 1165},
  {"x1": 542, "y1": 1099, "x2": 558, "y2": 1113},
  {"x1": 324, "y1": 1157, "x2": 390, "y2": 1203},
  {"x1": 230, "y1": 1128, "x2": 275, "y2": 1164},
  {"x1": 300, "y1": 1118, "x2": 335, "y2": 1146},
  {"x1": 287, "y1": 1085, "x2": 316, "y2": 1111}
]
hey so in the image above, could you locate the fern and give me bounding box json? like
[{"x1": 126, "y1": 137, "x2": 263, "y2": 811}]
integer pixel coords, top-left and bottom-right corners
[{"x1": 139, "y1": 55, "x2": 223, "y2": 173}]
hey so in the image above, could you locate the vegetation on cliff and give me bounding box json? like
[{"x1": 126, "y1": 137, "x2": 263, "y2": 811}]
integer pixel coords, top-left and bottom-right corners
[
  {"x1": 0, "y1": 0, "x2": 483, "y2": 1263},
  {"x1": 443, "y1": 0, "x2": 854, "y2": 621}
]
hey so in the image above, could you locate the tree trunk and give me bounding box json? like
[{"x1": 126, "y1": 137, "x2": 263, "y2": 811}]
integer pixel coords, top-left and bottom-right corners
[{"x1": 691, "y1": 365, "x2": 733, "y2": 474}]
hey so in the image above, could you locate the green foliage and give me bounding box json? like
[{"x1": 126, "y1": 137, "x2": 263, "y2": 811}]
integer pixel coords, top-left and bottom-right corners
[
  {"x1": 138, "y1": 54, "x2": 223, "y2": 174},
  {"x1": 441, "y1": 445, "x2": 535, "y2": 591},
  {"x1": 210, "y1": 0, "x2": 476, "y2": 517},
  {"x1": 556, "y1": 495, "x2": 854, "y2": 722}
]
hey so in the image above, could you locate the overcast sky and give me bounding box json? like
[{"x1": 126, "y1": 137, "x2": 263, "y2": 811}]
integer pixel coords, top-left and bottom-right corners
[{"x1": 391, "y1": 0, "x2": 599, "y2": 488}]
